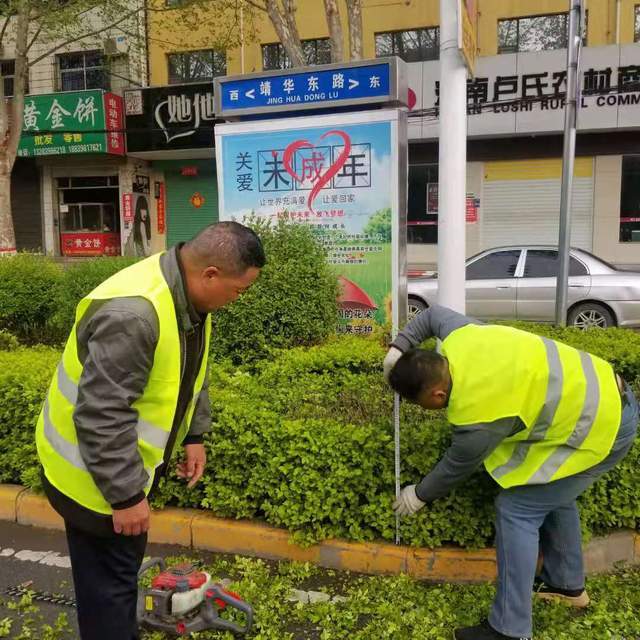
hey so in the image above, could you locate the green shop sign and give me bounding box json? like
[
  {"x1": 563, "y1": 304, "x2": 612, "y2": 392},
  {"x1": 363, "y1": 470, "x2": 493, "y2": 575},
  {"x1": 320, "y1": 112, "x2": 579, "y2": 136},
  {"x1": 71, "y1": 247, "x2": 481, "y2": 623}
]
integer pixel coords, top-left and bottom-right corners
[{"x1": 17, "y1": 89, "x2": 125, "y2": 157}]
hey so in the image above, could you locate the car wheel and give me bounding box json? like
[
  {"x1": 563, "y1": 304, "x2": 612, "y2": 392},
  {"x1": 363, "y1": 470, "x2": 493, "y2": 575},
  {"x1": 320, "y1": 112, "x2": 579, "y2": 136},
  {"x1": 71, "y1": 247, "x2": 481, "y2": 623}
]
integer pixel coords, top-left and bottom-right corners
[
  {"x1": 567, "y1": 302, "x2": 615, "y2": 329},
  {"x1": 408, "y1": 297, "x2": 427, "y2": 322}
]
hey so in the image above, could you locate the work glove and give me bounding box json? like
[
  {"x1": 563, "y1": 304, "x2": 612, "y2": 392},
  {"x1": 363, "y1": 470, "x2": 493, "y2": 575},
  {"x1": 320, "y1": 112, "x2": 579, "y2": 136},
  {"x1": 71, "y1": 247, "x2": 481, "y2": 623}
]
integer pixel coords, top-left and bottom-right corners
[
  {"x1": 393, "y1": 484, "x2": 426, "y2": 516},
  {"x1": 383, "y1": 346, "x2": 404, "y2": 382}
]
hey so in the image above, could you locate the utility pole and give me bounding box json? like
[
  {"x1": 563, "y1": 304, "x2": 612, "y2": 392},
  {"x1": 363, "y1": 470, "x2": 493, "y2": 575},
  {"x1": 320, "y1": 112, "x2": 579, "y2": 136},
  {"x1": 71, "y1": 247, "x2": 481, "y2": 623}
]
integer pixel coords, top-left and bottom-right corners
[
  {"x1": 555, "y1": 0, "x2": 583, "y2": 326},
  {"x1": 437, "y1": 0, "x2": 467, "y2": 313}
]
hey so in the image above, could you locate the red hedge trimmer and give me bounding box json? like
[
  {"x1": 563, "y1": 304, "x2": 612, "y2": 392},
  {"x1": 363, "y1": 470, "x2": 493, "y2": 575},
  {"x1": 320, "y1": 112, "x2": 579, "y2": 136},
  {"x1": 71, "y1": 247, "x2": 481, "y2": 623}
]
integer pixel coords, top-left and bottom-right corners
[{"x1": 137, "y1": 558, "x2": 254, "y2": 636}]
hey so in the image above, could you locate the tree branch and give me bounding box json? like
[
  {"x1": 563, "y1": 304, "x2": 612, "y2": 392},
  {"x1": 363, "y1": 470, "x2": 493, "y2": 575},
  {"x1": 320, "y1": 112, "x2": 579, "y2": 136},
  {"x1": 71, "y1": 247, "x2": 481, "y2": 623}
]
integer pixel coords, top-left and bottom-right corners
[
  {"x1": 0, "y1": 16, "x2": 11, "y2": 48},
  {"x1": 323, "y1": 0, "x2": 343, "y2": 62},
  {"x1": 346, "y1": 0, "x2": 362, "y2": 61},
  {"x1": 24, "y1": 24, "x2": 42, "y2": 54},
  {"x1": 27, "y1": 5, "x2": 141, "y2": 67},
  {"x1": 264, "y1": 0, "x2": 304, "y2": 66}
]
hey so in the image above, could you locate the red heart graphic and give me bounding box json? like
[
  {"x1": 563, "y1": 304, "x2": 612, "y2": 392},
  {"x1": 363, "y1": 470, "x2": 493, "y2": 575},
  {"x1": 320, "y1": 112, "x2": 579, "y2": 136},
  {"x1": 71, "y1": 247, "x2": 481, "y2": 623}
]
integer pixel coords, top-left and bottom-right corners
[{"x1": 281, "y1": 130, "x2": 352, "y2": 214}]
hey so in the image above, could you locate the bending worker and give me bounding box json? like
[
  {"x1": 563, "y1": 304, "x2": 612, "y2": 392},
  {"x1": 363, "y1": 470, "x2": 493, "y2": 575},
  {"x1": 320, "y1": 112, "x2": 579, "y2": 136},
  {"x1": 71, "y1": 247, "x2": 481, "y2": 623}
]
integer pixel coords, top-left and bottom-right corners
[
  {"x1": 384, "y1": 305, "x2": 639, "y2": 640},
  {"x1": 36, "y1": 222, "x2": 265, "y2": 640}
]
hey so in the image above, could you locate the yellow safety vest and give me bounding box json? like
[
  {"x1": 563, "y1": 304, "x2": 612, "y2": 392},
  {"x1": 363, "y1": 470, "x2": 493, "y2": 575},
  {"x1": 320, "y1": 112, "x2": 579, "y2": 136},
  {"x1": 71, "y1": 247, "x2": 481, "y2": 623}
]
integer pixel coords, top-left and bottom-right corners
[
  {"x1": 35, "y1": 253, "x2": 211, "y2": 514},
  {"x1": 440, "y1": 324, "x2": 621, "y2": 488}
]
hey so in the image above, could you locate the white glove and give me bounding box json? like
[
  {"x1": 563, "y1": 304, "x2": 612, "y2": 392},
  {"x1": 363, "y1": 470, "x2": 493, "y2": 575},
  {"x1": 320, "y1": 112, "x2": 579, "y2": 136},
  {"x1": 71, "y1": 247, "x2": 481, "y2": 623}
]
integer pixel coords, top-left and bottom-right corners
[
  {"x1": 383, "y1": 346, "x2": 403, "y2": 382},
  {"x1": 393, "y1": 484, "x2": 426, "y2": 516}
]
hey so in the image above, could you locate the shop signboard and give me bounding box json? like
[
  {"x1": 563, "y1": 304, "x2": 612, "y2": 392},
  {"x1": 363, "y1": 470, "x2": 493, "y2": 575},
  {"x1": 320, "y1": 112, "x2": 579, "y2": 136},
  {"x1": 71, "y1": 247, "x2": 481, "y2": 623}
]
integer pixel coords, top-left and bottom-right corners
[
  {"x1": 408, "y1": 44, "x2": 640, "y2": 140},
  {"x1": 215, "y1": 109, "x2": 407, "y2": 334},
  {"x1": 124, "y1": 82, "x2": 216, "y2": 153},
  {"x1": 17, "y1": 90, "x2": 124, "y2": 157},
  {"x1": 459, "y1": 0, "x2": 478, "y2": 76},
  {"x1": 61, "y1": 232, "x2": 120, "y2": 257}
]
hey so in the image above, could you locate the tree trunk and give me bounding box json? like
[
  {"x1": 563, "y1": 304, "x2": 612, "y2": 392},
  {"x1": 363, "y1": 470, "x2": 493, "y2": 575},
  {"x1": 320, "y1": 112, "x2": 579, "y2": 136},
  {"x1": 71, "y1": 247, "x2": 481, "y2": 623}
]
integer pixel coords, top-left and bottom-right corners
[
  {"x1": 323, "y1": 0, "x2": 344, "y2": 62},
  {"x1": 265, "y1": 0, "x2": 305, "y2": 67},
  {"x1": 346, "y1": 0, "x2": 363, "y2": 61},
  {"x1": 0, "y1": 1, "x2": 30, "y2": 255},
  {"x1": 0, "y1": 168, "x2": 15, "y2": 256}
]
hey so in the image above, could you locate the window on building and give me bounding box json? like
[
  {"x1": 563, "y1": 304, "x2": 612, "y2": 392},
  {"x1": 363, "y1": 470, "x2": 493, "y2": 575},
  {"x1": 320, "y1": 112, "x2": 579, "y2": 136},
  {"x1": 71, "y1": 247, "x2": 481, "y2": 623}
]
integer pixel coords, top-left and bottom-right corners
[
  {"x1": 407, "y1": 164, "x2": 438, "y2": 244},
  {"x1": 57, "y1": 51, "x2": 107, "y2": 92},
  {"x1": 0, "y1": 60, "x2": 28, "y2": 97},
  {"x1": 498, "y1": 13, "x2": 571, "y2": 53},
  {"x1": 261, "y1": 38, "x2": 331, "y2": 71},
  {"x1": 375, "y1": 27, "x2": 439, "y2": 62},
  {"x1": 620, "y1": 156, "x2": 640, "y2": 243},
  {"x1": 168, "y1": 49, "x2": 227, "y2": 84},
  {"x1": 635, "y1": 5, "x2": 640, "y2": 42}
]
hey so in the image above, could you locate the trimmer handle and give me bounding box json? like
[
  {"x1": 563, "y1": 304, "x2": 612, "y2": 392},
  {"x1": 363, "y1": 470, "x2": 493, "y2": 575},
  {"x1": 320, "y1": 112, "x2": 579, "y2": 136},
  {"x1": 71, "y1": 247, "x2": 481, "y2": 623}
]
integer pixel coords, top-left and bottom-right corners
[
  {"x1": 204, "y1": 584, "x2": 254, "y2": 635},
  {"x1": 138, "y1": 557, "x2": 166, "y2": 579}
]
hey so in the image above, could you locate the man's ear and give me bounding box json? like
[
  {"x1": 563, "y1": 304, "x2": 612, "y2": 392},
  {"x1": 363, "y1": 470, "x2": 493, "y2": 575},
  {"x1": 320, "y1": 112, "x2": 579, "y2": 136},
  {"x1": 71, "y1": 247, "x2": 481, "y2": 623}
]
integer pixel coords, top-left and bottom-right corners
[
  {"x1": 432, "y1": 388, "x2": 448, "y2": 402},
  {"x1": 203, "y1": 265, "x2": 220, "y2": 280}
]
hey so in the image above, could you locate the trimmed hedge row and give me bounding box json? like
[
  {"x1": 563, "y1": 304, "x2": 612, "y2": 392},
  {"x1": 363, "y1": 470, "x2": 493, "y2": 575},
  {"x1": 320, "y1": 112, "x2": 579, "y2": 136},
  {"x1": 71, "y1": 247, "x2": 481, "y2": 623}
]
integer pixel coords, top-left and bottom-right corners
[
  {"x1": 0, "y1": 221, "x2": 339, "y2": 363},
  {"x1": 1, "y1": 324, "x2": 639, "y2": 549}
]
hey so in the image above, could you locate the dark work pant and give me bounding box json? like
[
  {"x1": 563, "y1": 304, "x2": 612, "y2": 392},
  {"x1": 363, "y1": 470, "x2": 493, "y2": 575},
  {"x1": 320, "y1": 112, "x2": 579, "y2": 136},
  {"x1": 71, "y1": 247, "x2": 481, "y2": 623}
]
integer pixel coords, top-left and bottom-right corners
[{"x1": 65, "y1": 523, "x2": 147, "y2": 640}]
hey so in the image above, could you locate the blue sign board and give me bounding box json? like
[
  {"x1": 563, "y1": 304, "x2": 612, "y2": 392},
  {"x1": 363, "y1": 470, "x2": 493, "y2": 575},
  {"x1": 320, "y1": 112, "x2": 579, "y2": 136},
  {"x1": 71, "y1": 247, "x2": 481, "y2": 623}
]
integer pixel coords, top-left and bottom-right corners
[{"x1": 215, "y1": 59, "x2": 403, "y2": 118}]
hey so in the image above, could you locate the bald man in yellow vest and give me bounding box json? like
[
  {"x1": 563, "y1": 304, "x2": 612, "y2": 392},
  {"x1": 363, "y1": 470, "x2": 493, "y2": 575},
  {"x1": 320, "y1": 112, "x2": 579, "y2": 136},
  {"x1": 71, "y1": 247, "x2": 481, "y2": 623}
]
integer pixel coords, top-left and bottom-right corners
[
  {"x1": 36, "y1": 222, "x2": 265, "y2": 640},
  {"x1": 384, "y1": 305, "x2": 638, "y2": 640}
]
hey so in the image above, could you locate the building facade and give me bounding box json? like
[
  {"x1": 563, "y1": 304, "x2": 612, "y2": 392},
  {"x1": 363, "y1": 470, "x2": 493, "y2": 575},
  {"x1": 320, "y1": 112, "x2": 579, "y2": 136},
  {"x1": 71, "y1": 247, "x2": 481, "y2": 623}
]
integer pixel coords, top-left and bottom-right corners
[
  {"x1": 14, "y1": 1, "x2": 638, "y2": 265},
  {"x1": 9, "y1": 2, "x2": 153, "y2": 257}
]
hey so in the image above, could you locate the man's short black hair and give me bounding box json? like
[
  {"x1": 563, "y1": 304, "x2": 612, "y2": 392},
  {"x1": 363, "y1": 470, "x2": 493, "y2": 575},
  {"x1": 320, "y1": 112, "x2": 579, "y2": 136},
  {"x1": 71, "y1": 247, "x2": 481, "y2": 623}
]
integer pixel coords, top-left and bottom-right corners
[
  {"x1": 186, "y1": 221, "x2": 266, "y2": 274},
  {"x1": 388, "y1": 349, "x2": 448, "y2": 401}
]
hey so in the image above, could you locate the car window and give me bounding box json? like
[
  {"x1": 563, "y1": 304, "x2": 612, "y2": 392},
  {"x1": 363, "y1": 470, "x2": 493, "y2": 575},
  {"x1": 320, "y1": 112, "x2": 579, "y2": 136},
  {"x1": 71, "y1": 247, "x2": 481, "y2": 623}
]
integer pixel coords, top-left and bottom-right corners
[
  {"x1": 523, "y1": 250, "x2": 588, "y2": 277},
  {"x1": 466, "y1": 250, "x2": 520, "y2": 280}
]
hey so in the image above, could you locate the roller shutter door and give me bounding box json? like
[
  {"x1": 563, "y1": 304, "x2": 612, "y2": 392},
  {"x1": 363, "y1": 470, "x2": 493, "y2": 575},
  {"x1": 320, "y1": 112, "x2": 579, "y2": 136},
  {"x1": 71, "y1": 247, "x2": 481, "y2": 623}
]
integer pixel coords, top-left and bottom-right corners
[{"x1": 481, "y1": 158, "x2": 594, "y2": 251}]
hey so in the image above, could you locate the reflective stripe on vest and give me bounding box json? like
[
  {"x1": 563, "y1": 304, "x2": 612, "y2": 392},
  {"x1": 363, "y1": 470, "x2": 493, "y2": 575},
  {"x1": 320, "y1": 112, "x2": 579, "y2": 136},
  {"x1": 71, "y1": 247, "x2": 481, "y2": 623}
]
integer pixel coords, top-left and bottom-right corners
[
  {"x1": 441, "y1": 324, "x2": 621, "y2": 488},
  {"x1": 55, "y1": 364, "x2": 171, "y2": 452},
  {"x1": 41, "y1": 397, "x2": 156, "y2": 479},
  {"x1": 36, "y1": 253, "x2": 211, "y2": 514}
]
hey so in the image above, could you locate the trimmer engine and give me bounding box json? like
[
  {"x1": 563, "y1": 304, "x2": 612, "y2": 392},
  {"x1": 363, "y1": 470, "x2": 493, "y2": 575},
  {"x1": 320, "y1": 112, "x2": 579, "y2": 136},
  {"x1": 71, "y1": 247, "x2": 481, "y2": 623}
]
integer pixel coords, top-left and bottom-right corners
[{"x1": 137, "y1": 558, "x2": 253, "y2": 636}]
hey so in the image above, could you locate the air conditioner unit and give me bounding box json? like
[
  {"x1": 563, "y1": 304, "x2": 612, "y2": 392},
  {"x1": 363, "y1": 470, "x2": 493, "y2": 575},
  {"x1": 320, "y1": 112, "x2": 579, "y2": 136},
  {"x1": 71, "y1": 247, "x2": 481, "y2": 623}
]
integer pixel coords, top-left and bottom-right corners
[{"x1": 103, "y1": 36, "x2": 128, "y2": 57}]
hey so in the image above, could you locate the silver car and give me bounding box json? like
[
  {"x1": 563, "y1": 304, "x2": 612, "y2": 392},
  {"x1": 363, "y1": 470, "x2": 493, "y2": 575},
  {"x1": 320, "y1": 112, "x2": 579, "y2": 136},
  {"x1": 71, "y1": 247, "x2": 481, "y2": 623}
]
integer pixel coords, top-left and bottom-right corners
[{"x1": 408, "y1": 246, "x2": 640, "y2": 329}]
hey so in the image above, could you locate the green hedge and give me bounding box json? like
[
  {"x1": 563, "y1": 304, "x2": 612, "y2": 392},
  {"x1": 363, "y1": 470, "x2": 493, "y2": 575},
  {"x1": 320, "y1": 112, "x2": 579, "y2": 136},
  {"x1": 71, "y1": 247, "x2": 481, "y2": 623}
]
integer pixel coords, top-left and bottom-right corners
[
  {"x1": 48, "y1": 257, "x2": 138, "y2": 342},
  {"x1": 211, "y1": 219, "x2": 339, "y2": 364},
  {"x1": 4, "y1": 325, "x2": 639, "y2": 549},
  {"x1": 0, "y1": 221, "x2": 338, "y2": 361},
  {"x1": 0, "y1": 254, "x2": 63, "y2": 343}
]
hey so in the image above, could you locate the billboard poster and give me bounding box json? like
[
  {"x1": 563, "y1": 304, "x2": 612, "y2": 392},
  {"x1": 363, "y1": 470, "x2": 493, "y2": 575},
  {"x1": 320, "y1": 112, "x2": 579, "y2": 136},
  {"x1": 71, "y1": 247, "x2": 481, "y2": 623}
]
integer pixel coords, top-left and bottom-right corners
[
  {"x1": 215, "y1": 109, "x2": 407, "y2": 335},
  {"x1": 121, "y1": 192, "x2": 152, "y2": 258}
]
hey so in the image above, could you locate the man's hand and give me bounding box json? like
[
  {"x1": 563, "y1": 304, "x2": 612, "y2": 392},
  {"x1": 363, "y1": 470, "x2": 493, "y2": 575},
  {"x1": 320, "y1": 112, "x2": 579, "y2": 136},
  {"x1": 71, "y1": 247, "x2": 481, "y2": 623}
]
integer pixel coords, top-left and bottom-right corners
[
  {"x1": 112, "y1": 498, "x2": 150, "y2": 536},
  {"x1": 393, "y1": 485, "x2": 426, "y2": 516},
  {"x1": 383, "y1": 346, "x2": 403, "y2": 382},
  {"x1": 177, "y1": 443, "x2": 206, "y2": 488}
]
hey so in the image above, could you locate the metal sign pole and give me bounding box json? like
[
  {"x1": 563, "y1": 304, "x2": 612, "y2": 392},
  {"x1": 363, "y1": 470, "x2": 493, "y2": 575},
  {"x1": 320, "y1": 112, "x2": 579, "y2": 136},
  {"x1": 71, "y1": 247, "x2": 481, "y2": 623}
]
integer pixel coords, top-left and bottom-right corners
[
  {"x1": 392, "y1": 109, "x2": 408, "y2": 545},
  {"x1": 555, "y1": 0, "x2": 583, "y2": 327}
]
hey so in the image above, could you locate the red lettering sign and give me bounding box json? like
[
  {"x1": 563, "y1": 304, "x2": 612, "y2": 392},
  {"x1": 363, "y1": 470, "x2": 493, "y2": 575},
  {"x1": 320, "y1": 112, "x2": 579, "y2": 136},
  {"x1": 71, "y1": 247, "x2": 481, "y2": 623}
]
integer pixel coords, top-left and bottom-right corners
[
  {"x1": 104, "y1": 93, "x2": 125, "y2": 155},
  {"x1": 157, "y1": 183, "x2": 166, "y2": 234}
]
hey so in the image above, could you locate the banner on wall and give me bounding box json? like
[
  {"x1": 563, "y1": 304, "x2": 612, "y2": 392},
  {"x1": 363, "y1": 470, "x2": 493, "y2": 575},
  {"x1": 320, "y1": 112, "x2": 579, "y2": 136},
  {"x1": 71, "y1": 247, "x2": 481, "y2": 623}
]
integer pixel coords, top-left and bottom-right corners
[{"x1": 215, "y1": 109, "x2": 407, "y2": 334}]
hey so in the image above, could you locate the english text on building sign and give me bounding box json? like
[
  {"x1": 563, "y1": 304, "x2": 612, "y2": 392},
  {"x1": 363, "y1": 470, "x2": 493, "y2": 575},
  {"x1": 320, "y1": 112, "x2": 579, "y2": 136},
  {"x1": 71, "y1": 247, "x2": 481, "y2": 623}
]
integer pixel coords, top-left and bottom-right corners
[
  {"x1": 215, "y1": 59, "x2": 404, "y2": 117},
  {"x1": 18, "y1": 90, "x2": 124, "y2": 157}
]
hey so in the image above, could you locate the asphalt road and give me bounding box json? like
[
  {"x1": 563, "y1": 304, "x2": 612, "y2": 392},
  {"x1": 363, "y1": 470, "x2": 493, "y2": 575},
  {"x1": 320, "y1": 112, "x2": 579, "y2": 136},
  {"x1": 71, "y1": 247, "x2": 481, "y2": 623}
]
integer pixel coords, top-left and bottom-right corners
[{"x1": 0, "y1": 521, "x2": 233, "y2": 639}]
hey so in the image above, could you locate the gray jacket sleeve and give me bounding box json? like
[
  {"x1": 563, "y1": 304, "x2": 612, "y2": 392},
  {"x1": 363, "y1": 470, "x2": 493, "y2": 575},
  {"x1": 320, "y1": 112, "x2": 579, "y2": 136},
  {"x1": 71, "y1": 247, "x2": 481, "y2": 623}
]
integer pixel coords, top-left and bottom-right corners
[
  {"x1": 415, "y1": 417, "x2": 524, "y2": 502},
  {"x1": 392, "y1": 304, "x2": 480, "y2": 352},
  {"x1": 74, "y1": 299, "x2": 159, "y2": 507},
  {"x1": 184, "y1": 365, "x2": 211, "y2": 444}
]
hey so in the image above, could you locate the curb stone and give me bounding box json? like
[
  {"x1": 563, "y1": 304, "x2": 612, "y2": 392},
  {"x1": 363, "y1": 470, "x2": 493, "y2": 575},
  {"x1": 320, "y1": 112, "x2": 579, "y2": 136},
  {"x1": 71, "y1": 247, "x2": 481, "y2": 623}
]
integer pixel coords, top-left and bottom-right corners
[{"x1": 2, "y1": 487, "x2": 638, "y2": 583}]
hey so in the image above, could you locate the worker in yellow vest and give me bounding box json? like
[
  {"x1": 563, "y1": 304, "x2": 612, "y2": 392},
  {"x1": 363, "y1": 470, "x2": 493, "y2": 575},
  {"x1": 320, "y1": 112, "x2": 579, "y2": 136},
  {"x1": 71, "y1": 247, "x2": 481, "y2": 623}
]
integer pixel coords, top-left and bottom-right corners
[
  {"x1": 384, "y1": 305, "x2": 638, "y2": 640},
  {"x1": 36, "y1": 222, "x2": 265, "y2": 640}
]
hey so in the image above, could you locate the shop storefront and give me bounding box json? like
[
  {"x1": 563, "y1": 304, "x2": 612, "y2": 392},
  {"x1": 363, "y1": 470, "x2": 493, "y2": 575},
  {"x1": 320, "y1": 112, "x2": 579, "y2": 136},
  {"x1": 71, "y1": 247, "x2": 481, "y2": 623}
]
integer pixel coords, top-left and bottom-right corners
[
  {"x1": 18, "y1": 89, "x2": 127, "y2": 257},
  {"x1": 406, "y1": 42, "x2": 640, "y2": 269},
  {"x1": 124, "y1": 82, "x2": 219, "y2": 250}
]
